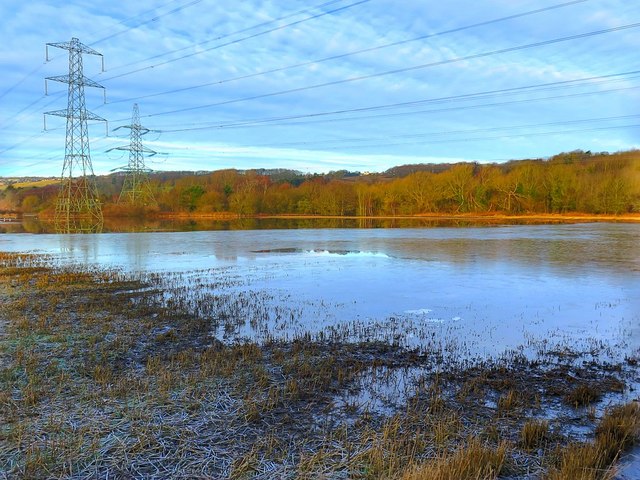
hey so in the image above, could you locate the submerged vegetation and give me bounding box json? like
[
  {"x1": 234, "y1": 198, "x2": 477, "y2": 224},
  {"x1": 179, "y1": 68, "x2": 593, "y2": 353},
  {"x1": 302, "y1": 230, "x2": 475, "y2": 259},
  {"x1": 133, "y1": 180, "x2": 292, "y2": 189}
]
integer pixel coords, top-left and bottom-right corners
[
  {"x1": 0, "y1": 251, "x2": 638, "y2": 478},
  {"x1": 1, "y1": 149, "x2": 639, "y2": 218}
]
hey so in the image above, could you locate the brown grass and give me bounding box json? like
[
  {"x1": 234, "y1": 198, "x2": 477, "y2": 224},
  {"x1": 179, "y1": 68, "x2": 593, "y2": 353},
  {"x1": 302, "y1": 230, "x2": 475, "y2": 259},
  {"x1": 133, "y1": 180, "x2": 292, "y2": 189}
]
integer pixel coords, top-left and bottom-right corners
[
  {"x1": 497, "y1": 389, "x2": 520, "y2": 414},
  {"x1": 546, "y1": 402, "x2": 640, "y2": 480},
  {"x1": 565, "y1": 383, "x2": 601, "y2": 407},
  {"x1": 521, "y1": 419, "x2": 550, "y2": 450},
  {"x1": 400, "y1": 437, "x2": 507, "y2": 480},
  {"x1": 1, "y1": 252, "x2": 637, "y2": 479},
  {"x1": 595, "y1": 403, "x2": 640, "y2": 458}
]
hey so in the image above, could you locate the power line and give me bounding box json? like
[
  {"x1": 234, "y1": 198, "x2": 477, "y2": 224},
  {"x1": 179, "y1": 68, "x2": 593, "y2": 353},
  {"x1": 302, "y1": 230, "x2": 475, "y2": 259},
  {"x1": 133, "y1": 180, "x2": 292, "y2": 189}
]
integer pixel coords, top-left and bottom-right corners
[
  {"x1": 4, "y1": 121, "x2": 637, "y2": 172},
  {"x1": 220, "y1": 85, "x2": 640, "y2": 130},
  {"x1": 4, "y1": 3, "x2": 638, "y2": 174},
  {"x1": 106, "y1": 0, "x2": 590, "y2": 105},
  {"x1": 130, "y1": 22, "x2": 640, "y2": 121},
  {"x1": 3, "y1": 73, "x2": 636, "y2": 159},
  {"x1": 0, "y1": 95, "x2": 69, "y2": 153},
  {"x1": 89, "y1": 0, "x2": 205, "y2": 46},
  {"x1": 163, "y1": 122, "x2": 639, "y2": 154},
  {"x1": 7, "y1": 79, "x2": 618, "y2": 162},
  {"x1": 0, "y1": 1, "x2": 194, "y2": 130},
  {"x1": 108, "y1": 0, "x2": 352, "y2": 71},
  {"x1": 100, "y1": 0, "x2": 371, "y2": 82},
  {"x1": 0, "y1": 133, "x2": 46, "y2": 156},
  {"x1": 0, "y1": 112, "x2": 108, "y2": 158},
  {"x1": 0, "y1": 64, "x2": 46, "y2": 102},
  {"x1": 312, "y1": 123, "x2": 640, "y2": 151},
  {"x1": 149, "y1": 71, "x2": 640, "y2": 132},
  {"x1": 249, "y1": 114, "x2": 640, "y2": 148},
  {"x1": 0, "y1": 95, "x2": 47, "y2": 130},
  {"x1": 0, "y1": 91, "x2": 67, "y2": 132},
  {"x1": 0, "y1": 135, "x2": 113, "y2": 169}
]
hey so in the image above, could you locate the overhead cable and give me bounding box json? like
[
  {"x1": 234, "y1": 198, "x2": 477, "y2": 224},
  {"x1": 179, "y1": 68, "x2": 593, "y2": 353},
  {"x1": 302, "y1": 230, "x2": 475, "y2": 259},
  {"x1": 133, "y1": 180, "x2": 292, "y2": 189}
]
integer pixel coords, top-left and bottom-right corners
[
  {"x1": 106, "y1": 0, "x2": 591, "y2": 105},
  {"x1": 101, "y1": 0, "x2": 371, "y2": 82},
  {"x1": 132, "y1": 22, "x2": 640, "y2": 120}
]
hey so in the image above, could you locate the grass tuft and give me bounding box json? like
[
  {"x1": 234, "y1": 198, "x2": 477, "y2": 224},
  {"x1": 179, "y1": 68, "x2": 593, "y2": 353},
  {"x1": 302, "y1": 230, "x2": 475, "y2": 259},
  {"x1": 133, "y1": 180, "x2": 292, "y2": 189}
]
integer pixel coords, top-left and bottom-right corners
[
  {"x1": 520, "y1": 419, "x2": 550, "y2": 450},
  {"x1": 547, "y1": 402, "x2": 639, "y2": 480},
  {"x1": 401, "y1": 437, "x2": 507, "y2": 480},
  {"x1": 565, "y1": 383, "x2": 601, "y2": 407}
]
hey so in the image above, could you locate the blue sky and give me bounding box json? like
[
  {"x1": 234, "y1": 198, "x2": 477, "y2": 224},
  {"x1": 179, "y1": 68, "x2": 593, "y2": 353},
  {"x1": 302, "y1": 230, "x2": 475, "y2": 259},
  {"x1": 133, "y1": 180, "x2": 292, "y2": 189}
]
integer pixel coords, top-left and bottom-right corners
[{"x1": 0, "y1": 0, "x2": 639, "y2": 176}]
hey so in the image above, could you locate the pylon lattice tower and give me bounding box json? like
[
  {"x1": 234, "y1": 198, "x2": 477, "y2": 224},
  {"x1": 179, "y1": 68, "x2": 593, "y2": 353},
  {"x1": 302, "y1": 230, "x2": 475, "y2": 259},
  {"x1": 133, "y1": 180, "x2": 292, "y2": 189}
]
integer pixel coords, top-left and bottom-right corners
[
  {"x1": 110, "y1": 103, "x2": 157, "y2": 206},
  {"x1": 45, "y1": 37, "x2": 105, "y2": 233}
]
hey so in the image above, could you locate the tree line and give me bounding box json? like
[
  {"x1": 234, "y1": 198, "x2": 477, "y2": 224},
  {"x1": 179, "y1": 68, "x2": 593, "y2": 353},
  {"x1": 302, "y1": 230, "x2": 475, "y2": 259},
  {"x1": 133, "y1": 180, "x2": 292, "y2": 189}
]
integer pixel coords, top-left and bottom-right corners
[{"x1": 2, "y1": 150, "x2": 639, "y2": 217}]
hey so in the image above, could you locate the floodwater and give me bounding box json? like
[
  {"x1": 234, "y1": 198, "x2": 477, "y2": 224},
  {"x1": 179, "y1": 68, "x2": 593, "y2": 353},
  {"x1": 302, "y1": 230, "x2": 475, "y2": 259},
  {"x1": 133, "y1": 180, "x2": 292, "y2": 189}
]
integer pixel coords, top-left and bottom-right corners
[
  {"x1": 1, "y1": 222, "x2": 638, "y2": 362},
  {"x1": 2, "y1": 222, "x2": 640, "y2": 475}
]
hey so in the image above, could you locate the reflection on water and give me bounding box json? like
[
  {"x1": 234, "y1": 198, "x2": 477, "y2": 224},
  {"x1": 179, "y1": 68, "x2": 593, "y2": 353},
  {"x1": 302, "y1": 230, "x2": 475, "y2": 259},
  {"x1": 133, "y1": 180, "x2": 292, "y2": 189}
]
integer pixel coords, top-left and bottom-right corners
[
  {"x1": 54, "y1": 216, "x2": 103, "y2": 234},
  {"x1": 1, "y1": 223, "x2": 638, "y2": 360},
  {"x1": 0, "y1": 214, "x2": 592, "y2": 235}
]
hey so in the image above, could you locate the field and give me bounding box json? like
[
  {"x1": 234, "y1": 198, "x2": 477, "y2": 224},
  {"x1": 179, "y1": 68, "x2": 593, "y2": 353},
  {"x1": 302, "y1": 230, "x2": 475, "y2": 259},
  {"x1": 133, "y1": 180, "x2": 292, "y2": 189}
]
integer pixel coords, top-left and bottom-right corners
[
  {"x1": 0, "y1": 179, "x2": 58, "y2": 191},
  {"x1": 0, "y1": 251, "x2": 638, "y2": 479}
]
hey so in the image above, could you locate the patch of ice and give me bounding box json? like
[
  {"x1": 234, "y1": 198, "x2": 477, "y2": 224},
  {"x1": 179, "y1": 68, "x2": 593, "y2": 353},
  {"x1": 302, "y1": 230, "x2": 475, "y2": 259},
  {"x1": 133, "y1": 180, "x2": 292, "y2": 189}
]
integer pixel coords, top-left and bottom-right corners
[
  {"x1": 425, "y1": 318, "x2": 445, "y2": 324},
  {"x1": 405, "y1": 308, "x2": 433, "y2": 315}
]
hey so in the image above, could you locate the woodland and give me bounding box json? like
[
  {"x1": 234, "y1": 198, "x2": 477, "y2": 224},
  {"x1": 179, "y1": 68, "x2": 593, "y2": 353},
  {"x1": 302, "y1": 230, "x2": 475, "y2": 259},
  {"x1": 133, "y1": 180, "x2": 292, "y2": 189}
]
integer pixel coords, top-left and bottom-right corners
[{"x1": 2, "y1": 149, "x2": 639, "y2": 217}]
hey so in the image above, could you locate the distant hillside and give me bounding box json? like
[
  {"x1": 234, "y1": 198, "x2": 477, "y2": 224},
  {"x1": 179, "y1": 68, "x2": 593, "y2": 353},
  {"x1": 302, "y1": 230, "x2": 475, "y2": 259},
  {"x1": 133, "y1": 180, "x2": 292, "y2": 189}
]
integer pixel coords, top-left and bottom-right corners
[
  {"x1": 0, "y1": 177, "x2": 58, "y2": 190},
  {"x1": 2, "y1": 149, "x2": 638, "y2": 216},
  {"x1": 384, "y1": 162, "x2": 470, "y2": 178}
]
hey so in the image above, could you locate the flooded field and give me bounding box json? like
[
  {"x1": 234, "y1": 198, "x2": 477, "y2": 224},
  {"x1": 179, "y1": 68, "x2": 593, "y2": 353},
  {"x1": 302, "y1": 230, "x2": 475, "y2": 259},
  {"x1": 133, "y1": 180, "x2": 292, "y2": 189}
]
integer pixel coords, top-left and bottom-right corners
[
  {"x1": 1, "y1": 223, "x2": 638, "y2": 360},
  {"x1": 1, "y1": 222, "x2": 639, "y2": 478}
]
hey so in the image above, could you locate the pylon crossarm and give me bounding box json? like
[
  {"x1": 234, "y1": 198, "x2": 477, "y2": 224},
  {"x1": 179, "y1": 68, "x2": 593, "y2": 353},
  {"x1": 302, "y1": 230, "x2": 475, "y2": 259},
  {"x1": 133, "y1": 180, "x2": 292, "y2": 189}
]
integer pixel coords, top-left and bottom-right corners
[
  {"x1": 45, "y1": 109, "x2": 70, "y2": 118},
  {"x1": 116, "y1": 166, "x2": 154, "y2": 173},
  {"x1": 113, "y1": 125, "x2": 151, "y2": 135},
  {"x1": 85, "y1": 111, "x2": 107, "y2": 122},
  {"x1": 46, "y1": 74, "x2": 69, "y2": 84},
  {"x1": 109, "y1": 145, "x2": 157, "y2": 154},
  {"x1": 83, "y1": 77, "x2": 105, "y2": 89},
  {"x1": 45, "y1": 110, "x2": 106, "y2": 122},
  {"x1": 45, "y1": 74, "x2": 104, "y2": 89},
  {"x1": 47, "y1": 39, "x2": 102, "y2": 56}
]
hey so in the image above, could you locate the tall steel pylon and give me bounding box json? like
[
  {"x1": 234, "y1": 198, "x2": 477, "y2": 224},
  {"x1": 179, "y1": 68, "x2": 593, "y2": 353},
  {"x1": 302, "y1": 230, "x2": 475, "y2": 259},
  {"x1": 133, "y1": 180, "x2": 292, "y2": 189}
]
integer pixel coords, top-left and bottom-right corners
[
  {"x1": 109, "y1": 104, "x2": 157, "y2": 207},
  {"x1": 44, "y1": 37, "x2": 105, "y2": 233}
]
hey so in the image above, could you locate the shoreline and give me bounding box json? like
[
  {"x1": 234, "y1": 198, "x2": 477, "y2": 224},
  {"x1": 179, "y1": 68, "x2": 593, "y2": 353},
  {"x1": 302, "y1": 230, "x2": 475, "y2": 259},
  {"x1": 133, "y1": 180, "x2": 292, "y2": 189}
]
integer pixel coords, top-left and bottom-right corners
[
  {"x1": 15, "y1": 211, "x2": 640, "y2": 223},
  {"x1": 249, "y1": 212, "x2": 640, "y2": 222}
]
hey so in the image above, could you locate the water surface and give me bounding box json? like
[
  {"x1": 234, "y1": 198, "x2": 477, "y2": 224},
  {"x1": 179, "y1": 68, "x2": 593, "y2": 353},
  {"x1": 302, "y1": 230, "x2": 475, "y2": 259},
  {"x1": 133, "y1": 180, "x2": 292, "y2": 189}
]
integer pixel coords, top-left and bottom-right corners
[{"x1": 1, "y1": 223, "x2": 638, "y2": 360}]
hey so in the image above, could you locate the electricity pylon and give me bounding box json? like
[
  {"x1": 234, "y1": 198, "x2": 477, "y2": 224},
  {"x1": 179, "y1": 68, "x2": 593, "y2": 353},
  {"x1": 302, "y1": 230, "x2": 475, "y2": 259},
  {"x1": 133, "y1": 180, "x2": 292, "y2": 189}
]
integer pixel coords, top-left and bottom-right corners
[
  {"x1": 109, "y1": 104, "x2": 157, "y2": 207},
  {"x1": 44, "y1": 37, "x2": 105, "y2": 234}
]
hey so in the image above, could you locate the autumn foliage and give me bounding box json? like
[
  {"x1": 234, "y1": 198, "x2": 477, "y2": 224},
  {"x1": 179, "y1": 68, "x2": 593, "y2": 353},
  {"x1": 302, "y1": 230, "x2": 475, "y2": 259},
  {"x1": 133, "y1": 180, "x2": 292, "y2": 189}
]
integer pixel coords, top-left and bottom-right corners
[{"x1": 2, "y1": 149, "x2": 639, "y2": 217}]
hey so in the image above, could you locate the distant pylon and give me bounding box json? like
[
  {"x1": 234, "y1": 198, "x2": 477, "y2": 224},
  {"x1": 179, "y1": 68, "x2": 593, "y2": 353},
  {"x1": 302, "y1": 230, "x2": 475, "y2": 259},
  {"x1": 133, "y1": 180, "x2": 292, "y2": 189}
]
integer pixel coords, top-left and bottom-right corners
[
  {"x1": 44, "y1": 37, "x2": 105, "y2": 233},
  {"x1": 109, "y1": 104, "x2": 157, "y2": 207}
]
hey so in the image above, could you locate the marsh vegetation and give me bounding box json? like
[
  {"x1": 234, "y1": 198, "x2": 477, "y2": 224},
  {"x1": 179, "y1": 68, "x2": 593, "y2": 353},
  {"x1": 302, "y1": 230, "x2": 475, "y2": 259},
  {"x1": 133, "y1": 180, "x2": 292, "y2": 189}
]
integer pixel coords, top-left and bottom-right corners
[{"x1": 0, "y1": 249, "x2": 638, "y2": 479}]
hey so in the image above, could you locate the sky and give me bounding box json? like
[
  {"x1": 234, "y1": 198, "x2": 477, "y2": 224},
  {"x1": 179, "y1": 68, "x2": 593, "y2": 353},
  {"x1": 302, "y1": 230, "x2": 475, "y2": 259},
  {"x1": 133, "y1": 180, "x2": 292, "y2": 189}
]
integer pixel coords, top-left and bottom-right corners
[{"x1": 0, "y1": 0, "x2": 639, "y2": 177}]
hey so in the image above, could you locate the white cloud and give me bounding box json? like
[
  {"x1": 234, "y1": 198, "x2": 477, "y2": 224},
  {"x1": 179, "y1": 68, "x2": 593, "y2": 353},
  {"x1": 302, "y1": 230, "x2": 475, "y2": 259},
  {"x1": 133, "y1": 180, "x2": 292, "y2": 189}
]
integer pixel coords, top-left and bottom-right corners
[{"x1": 1, "y1": 0, "x2": 639, "y2": 176}]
